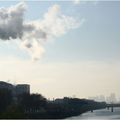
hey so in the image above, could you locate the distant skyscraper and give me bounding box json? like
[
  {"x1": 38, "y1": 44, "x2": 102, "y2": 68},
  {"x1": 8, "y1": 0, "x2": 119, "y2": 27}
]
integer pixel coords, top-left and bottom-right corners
[
  {"x1": 106, "y1": 93, "x2": 117, "y2": 103},
  {"x1": 88, "y1": 95, "x2": 105, "y2": 102}
]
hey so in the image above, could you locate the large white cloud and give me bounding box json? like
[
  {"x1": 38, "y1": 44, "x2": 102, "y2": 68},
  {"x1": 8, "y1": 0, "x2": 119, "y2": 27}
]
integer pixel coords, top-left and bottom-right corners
[{"x1": 0, "y1": 2, "x2": 82, "y2": 60}]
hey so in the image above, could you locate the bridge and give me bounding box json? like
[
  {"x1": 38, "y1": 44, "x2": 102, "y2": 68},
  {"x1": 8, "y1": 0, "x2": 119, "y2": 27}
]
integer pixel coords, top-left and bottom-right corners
[{"x1": 106, "y1": 103, "x2": 120, "y2": 112}]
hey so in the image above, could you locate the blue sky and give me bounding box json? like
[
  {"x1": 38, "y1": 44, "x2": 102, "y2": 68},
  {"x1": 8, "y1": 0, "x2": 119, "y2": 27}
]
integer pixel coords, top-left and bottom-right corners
[
  {"x1": 0, "y1": 1, "x2": 120, "y2": 100},
  {"x1": 0, "y1": 1, "x2": 120, "y2": 62}
]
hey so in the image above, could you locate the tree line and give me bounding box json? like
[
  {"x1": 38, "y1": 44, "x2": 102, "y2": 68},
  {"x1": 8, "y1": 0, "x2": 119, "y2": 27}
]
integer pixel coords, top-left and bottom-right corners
[{"x1": 0, "y1": 89, "x2": 107, "y2": 119}]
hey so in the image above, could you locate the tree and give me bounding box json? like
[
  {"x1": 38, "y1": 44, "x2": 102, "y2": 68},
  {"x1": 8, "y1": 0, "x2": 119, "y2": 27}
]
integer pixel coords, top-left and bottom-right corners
[{"x1": 18, "y1": 93, "x2": 47, "y2": 113}]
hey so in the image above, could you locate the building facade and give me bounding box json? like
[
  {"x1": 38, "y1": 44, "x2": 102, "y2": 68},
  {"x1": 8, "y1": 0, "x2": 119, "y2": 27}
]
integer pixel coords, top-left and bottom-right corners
[
  {"x1": 15, "y1": 84, "x2": 30, "y2": 95},
  {"x1": 0, "y1": 81, "x2": 30, "y2": 95}
]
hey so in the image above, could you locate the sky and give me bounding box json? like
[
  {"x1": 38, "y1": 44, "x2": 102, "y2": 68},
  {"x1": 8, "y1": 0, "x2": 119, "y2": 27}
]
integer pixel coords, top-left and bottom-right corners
[{"x1": 0, "y1": 0, "x2": 120, "y2": 100}]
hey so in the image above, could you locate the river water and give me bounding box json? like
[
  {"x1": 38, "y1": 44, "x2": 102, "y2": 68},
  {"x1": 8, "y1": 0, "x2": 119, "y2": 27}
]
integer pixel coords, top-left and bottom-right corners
[{"x1": 65, "y1": 108, "x2": 120, "y2": 120}]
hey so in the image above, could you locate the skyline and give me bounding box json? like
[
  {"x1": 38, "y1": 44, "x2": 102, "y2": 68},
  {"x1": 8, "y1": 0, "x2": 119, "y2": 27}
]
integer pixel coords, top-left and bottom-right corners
[{"x1": 0, "y1": 1, "x2": 120, "y2": 99}]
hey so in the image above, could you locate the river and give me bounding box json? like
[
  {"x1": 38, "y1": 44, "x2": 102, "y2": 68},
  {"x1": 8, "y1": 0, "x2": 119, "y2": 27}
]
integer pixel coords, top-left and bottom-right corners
[{"x1": 65, "y1": 108, "x2": 120, "y2": 120}]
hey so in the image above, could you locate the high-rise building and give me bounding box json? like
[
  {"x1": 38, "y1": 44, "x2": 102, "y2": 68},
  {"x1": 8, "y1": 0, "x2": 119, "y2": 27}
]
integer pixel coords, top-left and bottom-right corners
[
  {"x1": 0, "y1": 81, "x2": 30, "y2": 96},
  {"x1": 88, "y1": 95, "x2": 105, "y2": 102},
  {"x1": 15, "y1": 84, "x2": 30, "y2": 95},
  {"x1": 0, "y1": 81, "x2": 14, "y2": 90},
  {"x1": 107, "y1": 93, "x2": 117, "y2": 103},
  {"x1": 0, "y1": 81, "x2": 14, "y2": 94}
]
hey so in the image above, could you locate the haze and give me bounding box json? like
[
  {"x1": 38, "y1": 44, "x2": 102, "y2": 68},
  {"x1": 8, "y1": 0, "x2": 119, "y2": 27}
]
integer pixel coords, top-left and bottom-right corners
[{"x1": 0, "y1": 1, "x2": 120, "y2": 100}]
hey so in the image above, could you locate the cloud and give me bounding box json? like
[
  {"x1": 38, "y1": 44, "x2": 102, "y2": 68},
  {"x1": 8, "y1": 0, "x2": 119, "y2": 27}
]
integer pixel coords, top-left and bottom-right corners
[
  {"x1": 0, "y1": 2, "x2": 82, "y2": 60},
  {"x1": 0, "y1": 2, "x2": 26, "y2": 40}
]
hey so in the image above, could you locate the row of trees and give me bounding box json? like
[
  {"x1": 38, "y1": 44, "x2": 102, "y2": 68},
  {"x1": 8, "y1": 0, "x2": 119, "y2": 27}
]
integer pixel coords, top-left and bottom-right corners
[{"x1": 0, "y1": 89, "x2": 107, "y2": 119}]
